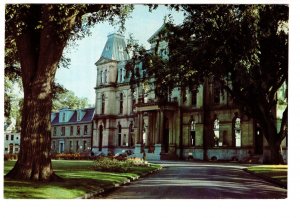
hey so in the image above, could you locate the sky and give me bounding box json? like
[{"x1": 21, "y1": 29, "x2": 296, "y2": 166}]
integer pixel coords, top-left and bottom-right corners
[{"x1": 55, "y1": 5, "x2": 185, "y2": 105}]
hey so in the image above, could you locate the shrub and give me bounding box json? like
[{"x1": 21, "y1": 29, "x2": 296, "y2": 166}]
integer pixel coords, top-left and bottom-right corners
[
  {"x1": 4, "y1": 154, "x2": 18, "y2": 161},
  {"x1": 93, "y1": 157, "x2": 150, "y2": 173}
]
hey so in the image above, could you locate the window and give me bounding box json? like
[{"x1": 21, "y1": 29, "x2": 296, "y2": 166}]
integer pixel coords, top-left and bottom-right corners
[
  {"x1": 118, "y1": 123, "x2": 122, "y2": 147},
  {"x1": 83, "y1": 141, "x2": 87, "y2": 150},
  {"x1": 103, "y1": 70, "x2": 107, "y2": 83},
  {"x1": 99, "y1": 125, "x2": 103, "y2": 151},
  {"x1": 70, "y1": 126, "x2": 73, "y2": 136},
  {"x1": 11, "y1": 135, "x2": 14, "y2": 140},
  {"x1": 76, "y1": 141, "x2": 79, "y2": 151},
  {"x1": 213, "y1": 115, "x2": 220, "y2": 146},
  {"x1": 69, "y1": 141, "x2": 73, "y2": 152},
  {"x1": 15, "y1": 148, "x2": 19, "y2": 152},
  {"x1": 190, "y1": 118, "x2": 196, "y2": 146},
  {"x1": 62, "y1": 113, "x2": 65, "y2": 122},
  {"x1": 54, "y1": 127, "x2": 57, "y2": 136},
  {"x1": 77, "y1": 126, "x2": 80, "y2": 135},
  {"x1": 119, "y1": 93, "x2": 123, "y2": 114},
  {"x1": 77, "y1": 110, "x2": 81, "y2": 121},
  {"x1": 84, "y1": 125, "x2": 88, "y2": 135},
  {"x1": 61, "y1": 127, "x2": 65, "y2": 136},
  {"x1": 101, "y1": 94, "x2": 105, "y2": 114},
  {"x1": 232, "y1": 112, "x2": 241, "y2": 147},
  {"x1": 5, "y1": 148, "x2": 8, "y2": 151},
  {"x1": 191, "y1": 90, "x2": 197, "y2": 106},
  {"x1": 100, "y1": 70, "x2": 103, "y2": 84},
  {"x1": 129, "y1": 121, "x2": 134, "y2": 147},
  {"x1": 6, "y1": 135, "x2": 9, "y2": 140}
]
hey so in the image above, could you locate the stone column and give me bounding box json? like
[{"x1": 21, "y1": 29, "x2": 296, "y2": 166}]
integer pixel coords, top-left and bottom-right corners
[{"x1": 155, "y1": 111, "x2": 160, "y2": 144}]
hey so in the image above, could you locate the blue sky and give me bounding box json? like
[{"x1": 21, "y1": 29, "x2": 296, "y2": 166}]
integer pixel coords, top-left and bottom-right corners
[{"x1": 55, "y1": 5, "x2": 185, "y2": 105}]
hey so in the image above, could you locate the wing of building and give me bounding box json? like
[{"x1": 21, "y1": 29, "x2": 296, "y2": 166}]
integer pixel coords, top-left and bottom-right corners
[{"x1": 51, "y1": 108, "x2": 95, "y2": 154}]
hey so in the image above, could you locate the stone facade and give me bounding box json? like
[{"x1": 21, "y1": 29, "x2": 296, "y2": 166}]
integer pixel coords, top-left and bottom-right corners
[
  {"x1": 51, "y1": 108, "x2": 95, "y2": 154},
  {"x1": 92, "y1": 25, "x2": 287, "y2": 162}
]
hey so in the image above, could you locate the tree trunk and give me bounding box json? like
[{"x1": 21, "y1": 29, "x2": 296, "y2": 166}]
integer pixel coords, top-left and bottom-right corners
[{"x1": 5, "y1": 78, "x2": 60, "y2": 181}]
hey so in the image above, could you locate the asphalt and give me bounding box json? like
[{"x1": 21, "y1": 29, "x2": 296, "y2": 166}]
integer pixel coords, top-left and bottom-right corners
[{"x1": 95, "y1": 161, "x2": 287, "y2": 199}]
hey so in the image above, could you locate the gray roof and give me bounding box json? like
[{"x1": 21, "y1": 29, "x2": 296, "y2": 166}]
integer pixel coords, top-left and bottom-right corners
[
  {"x1": 51, "y1": 108, "x2": 95, "y2": 126},
  {"x1": 100, "y1": 33, "x2": 129, "y2": 61}
]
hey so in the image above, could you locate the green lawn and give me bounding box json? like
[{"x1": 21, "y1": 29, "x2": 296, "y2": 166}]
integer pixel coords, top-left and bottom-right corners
[
  {"x1": 4, "y1": 160, "x2": 161, "y2": 199},
  {"x1": 246, "y1": 165, "x2": 287, "y2": 187}
]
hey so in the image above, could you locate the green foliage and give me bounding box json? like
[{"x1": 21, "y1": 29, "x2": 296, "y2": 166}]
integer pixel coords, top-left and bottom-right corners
[
  {"x1": 93, "y1": 157, "x2": 150, "y2": 173},
  {"x1": 52, "y1": 84, "x2": 89, "y2": 111}
]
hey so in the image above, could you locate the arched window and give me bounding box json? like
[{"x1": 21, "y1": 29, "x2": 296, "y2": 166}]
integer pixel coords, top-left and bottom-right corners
[
  {"x1": 101, "y1": 94, "x2": 105, "y2": 114},
  {"x1": 190, "y1": 117, "x2": 196, "y2": 146},
  {"x1": 119, "y1": 93, "x2": 123, "y2": 114},
  {"x1": 213, "y1": 114, "x2": 220, "y2": 146},
  {"x1": 118, "y1": 123, "x2": 122, "y2": 147},
  {"x1": 232, "y1": 112, "x2": 241, "y2": 147}
]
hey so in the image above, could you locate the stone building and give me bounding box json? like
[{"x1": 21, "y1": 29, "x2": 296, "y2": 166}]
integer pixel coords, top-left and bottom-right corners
[
  {"x1": 51, "y1": 108, "x2": 95, "y2": 154},
  {"x1": 92, "y1": 25, "x2": 287, "y2": 162}
]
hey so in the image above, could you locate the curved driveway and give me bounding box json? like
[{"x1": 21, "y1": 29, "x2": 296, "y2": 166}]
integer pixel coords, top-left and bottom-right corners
[{"x1": 101, "y1": 161, "x2": 287, "y2": 199}]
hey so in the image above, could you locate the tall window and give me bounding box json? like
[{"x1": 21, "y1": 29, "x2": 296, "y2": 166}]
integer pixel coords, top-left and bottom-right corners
[
  {"x1": 83, "y1": 141, "x2": 87, "y2": 150},
  {"x1": 70, "y1": 126, "x2": 73, "y2": 136},
  {"x1": 62, "y1": 113, "x2": 65, "y2": 122},
  {"x1": 129, "y1": 121, "x2": 134, "y2": 147},
  {"x1": 118, "y1": 123, "x2": 122, "y2": 147},
  {"x1": 213, "y1": 115, "x2": 220, "y2": 146},
  {"x1": 101, "y1": 94, "x2": 105, "y2": 114},
  {"x1": 76, "y1": 141, "x2": 79, "y2": 151},
  {"x1": 232, "y1": 112, "x2": 241, "y2": 147},
  {"x1": 6, "y1": 135, "x2": 9, "y2": 140},
  {"x1": 84, "y1": 125, "x2": 88, "y2": 135},
  {"x1": 99, "y1": 125, "x2": 103, "y2": 151},
  {"x1": 77, "y1": 126, "x2": 80, "y2": 135},
  {"x1": 191, "y1": 90, "x2": 197, "y2": 106},
  {"x1": 69, "y1": 141, "x2": 73, "y2": 152},
  {"x1": 190, "y1": 118, "x2": 196, "y2": 146},
  {"x1": 54, "y1": 127, "x2": 57, "y2": 136},
  {"x1": 61, "y1": 127, "x2": 65, "y2": 136},
  {"x1": 100, "y1": 70, "x2": 102, "y2": 84},
  {"x1": 11, "y1": 135, "x2": 14, "y2": 140},
  {"x1": 103, "y1": 69, "x2": 107, "y2": 83},
  {"x1": 119, "y1": 93, "x2": 123, "y2": 114}
]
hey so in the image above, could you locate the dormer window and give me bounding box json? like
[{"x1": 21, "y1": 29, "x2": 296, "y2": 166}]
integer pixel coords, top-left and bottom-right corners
[
  {"x1": 62, "y1": 113, "x2": 66, "y2": 122},
  {"x1": 77, "y1": 110, "x2": 81, "y2": 121}
]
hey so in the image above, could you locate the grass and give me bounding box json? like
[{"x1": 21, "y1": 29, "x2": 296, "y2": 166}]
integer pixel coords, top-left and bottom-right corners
[
  {"x1": 4, "y1": 160, "x2": 161, "y2": 199},
  {"x1": 246, "y1": 165, "x2": 287, "y2": 187}
]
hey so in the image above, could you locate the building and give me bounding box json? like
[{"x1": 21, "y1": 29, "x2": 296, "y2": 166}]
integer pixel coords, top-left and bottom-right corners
[
  {"x1": 51, "y1": 108, "x2": 95, "y2": 154},
  {"x1": 92, "y1": 25, "x2": 287, "y2": 162},
  {"x1": 4, "y1": 118, "x2": 21, "y2": 154}
]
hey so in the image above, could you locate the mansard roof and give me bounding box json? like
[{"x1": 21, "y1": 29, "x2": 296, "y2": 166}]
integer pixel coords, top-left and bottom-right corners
[
  {"x1": 51, "y1": 107, "x2": 95, "y2": 126},
  {"x1": 98, "y1": 33, "x2": 129, "y2": 63}
]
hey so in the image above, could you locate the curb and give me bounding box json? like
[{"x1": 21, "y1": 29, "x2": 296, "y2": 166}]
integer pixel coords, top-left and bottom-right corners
[
  {"x1": 77, "y1": 166, "x2": 162, "y2": 199},
  {"x1": 243, "y1": 169, "x2": 287, "y2": 189}
]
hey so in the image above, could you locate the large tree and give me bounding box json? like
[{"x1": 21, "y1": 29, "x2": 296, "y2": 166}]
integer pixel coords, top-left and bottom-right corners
[
  {"x1": 5, "y1": 4, "x2": 133, "y2": 181},
  {"x1": 137, "y1": 5, "x2": 288, "y2": 163}
]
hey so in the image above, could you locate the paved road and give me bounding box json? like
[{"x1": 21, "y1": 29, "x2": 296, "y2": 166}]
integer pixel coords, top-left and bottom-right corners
[{"x1": 99, "y1": 161, "x2": 287, "y2": 199}]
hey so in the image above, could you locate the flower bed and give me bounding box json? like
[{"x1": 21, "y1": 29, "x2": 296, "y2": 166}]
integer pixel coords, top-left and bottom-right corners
[{"x1": 93, "y1": 157, "x2": 150, "y2": 173}]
